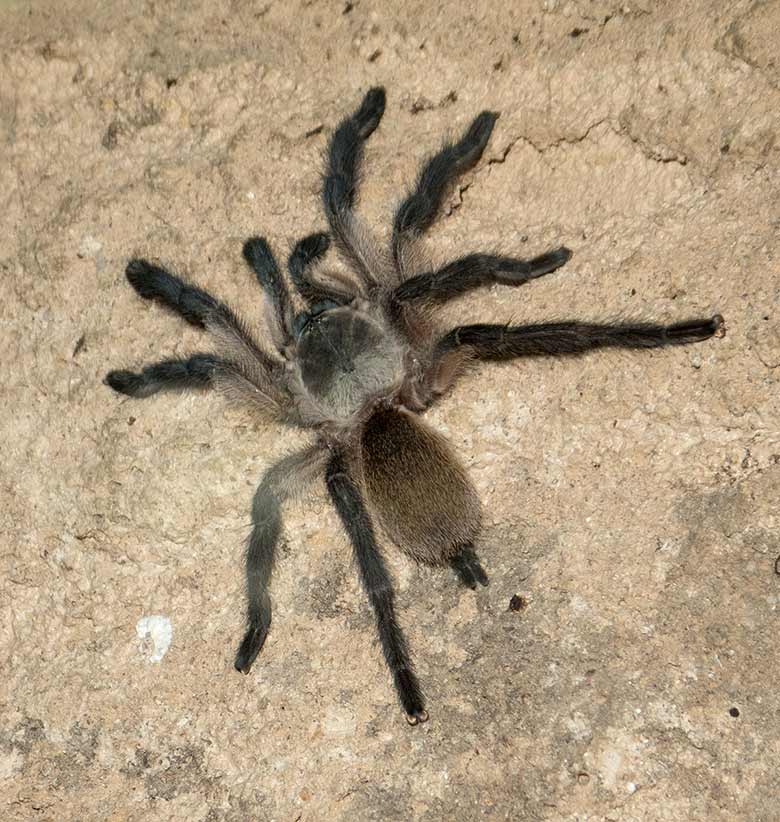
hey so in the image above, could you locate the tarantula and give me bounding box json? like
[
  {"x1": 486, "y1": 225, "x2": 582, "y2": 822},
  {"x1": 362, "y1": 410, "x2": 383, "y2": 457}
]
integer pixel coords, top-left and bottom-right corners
[{"x1": 106, "y1": 87, "x2": 723, "y2": 725}]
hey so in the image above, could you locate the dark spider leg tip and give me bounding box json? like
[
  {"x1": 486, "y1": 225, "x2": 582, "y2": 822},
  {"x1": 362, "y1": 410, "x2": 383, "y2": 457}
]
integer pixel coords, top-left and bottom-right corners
[
  {"x1": 354, "y1": 86, "x2": 386, "y2": 137},
  {"x1": 125, "y1": 258, "x2": 153, "y2": 279},
  {"x1": 451, "y1": 550, "x2": 489, "y2": 589},
  {"x1": 125, "y1": 258, "x2": 166, "y2": 297},
  {"x1": 294, "y1": 232, "x2": 330, "y2": 262},
  {"x1": 667, "y1": 315, "x2": 726, "y2": 341},
  {"x1": 521, "y1": 246, "x2": 572, "y2": 280},
  {"x1": 234, "y1": 625, "x2": 269, "y2": 674},
  {"x1": 395, "y1": 667, "x2": 426, "y2": 723},
  {"x1": 464, "y1": 562, "x2": 489, "y2": 588},
  {"x1": 104, "y1": 369, "x2": 142, "y2": 395},
  {"x1": 467, "y1": 110, "x2": 500, "y2": 145},
  {"x1": 472, "y1": 563, "x2": 489, "y2": 587},
  {"x1": 405, "y1": 709, "x2": 430, "y2": 726},
  {"x1": 242, "y1": 236, "x2": 276, "y2": 270},
  {"x1": 450, "y1": 559, "x2": 478, "y2": 589},
  {"x1": 550, "y1": 246, "x2": 573, "y2": 266}
]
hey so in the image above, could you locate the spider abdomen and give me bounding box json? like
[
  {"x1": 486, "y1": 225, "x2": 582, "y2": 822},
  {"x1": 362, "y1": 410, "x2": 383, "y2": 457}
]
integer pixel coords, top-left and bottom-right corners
[{"x1": 361, "y1": 407, "x2": 482, "y2": 564}]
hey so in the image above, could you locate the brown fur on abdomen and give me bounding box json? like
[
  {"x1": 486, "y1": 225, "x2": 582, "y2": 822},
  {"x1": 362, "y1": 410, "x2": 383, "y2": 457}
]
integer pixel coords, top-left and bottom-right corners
[{"x1": 360, "y1": 407, "x2": 482, "y2": 564}]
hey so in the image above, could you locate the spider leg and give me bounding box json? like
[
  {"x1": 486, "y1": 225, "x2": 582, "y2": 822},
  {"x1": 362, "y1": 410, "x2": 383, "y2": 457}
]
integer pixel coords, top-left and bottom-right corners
[
  {"x1": 124, "y1": 258, "x2": 228, "y2": 327},
  {"x1": 105, "y1": 353, "x2": 219, "y2": 397},
  {"x1": 418, "y1": 315, "x2": 724, "y2": 403},
  {"x1": 287, "y1": 233, "x2": 353, "y2": 306},
  {"x1": 393, "y1": 110, "x2": 498, "y2": 276},
  {"x1": 287, "y1": 232, "x2": 331, "y2": 302},
  {"x1": 435, "y1": 315, "x2": 725, "y2": 361},
  {"x1": 122, "y1": 255, "x2": 288, "y2": 383},
  {"x1": 325, "y1": 453, "x2": 428, "y2": 725},
  {"x1": 124, "y1": 258, "x2": 266, "y2": 352},
  {"x1": 105, "y1": 352, "x2": 295, "y2": 422},
  {"x1": 323, "y1": 87, "x2": 390, "y2": 287},
  {"x1": 236, "y1": 445, "x2": 328, "y2": 674},
  {"x1": 450, "y1": 543, "x2": 489, "y2": 589},
  {"x1": 242, "y1": 237, "x2": 295, "y2": 347},
  {"x1": 393, "y1": 247, "x2": 572, "y2": 305}
]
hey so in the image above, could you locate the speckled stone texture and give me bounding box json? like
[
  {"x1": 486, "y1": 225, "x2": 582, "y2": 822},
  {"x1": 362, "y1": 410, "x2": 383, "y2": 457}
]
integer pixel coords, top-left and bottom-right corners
[{"x1": 2, "y1": 1, "x2": 779, "y2": 820}]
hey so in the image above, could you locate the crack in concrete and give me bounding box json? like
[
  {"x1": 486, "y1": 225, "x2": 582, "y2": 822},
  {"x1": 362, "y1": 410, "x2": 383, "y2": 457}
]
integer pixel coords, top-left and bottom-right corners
[
  {"x1": 489, "y1": 117, "x2": 688, "y2": 168},
  {"x1": 752, "y1": 348, "x2": 780, "y2": 370},
  {"x1": 452, "y1": 117, "x2": 689, "y2": 212},
  {"x1": 491, "y1": 117, "x2": 610, "y2": 161}
]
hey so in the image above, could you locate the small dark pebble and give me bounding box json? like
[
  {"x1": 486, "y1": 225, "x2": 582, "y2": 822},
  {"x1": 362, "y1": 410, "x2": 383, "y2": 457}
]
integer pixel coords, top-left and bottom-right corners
[
  {"x1": 509, "y1": 594, "x2": 528, "y2": 612},
  {"x1": 166, "y1": 77, "x2": 178, "y2": 89},
  {"x1": 102, "y1": 120, "x2": 120, "y2": 150},
  {"x1": 343, "y1": 1, "x2": 354, "y2": 12},
  {"x1": 729, "y1": 707, "x2": 740, "y2": 718},
  {"x1": 410, "y1": 97, "x2": 432, "y2": 114},
  {"x1": 570, "y1": 27, "x2": 589, "y2": 38},
  {"x1": 128, "y1": 416, "x2": 136, "y2": 426},
  {"x1": 72, "y1": 334, "x2": 86, "y2": 358},
  {"x1": 774, "y1": 555, "x2": 780, "y2": 576}
]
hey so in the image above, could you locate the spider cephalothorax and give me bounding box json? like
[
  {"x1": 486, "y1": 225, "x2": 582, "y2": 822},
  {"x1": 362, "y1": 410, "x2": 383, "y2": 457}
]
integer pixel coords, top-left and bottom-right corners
[{"x1": 106, "y1": 87, "x2": 723, "y2": 724}]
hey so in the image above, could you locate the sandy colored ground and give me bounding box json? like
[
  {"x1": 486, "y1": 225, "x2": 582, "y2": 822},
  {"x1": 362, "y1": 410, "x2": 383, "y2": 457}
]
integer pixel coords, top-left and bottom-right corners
[{"x1": 2, "y1": 0, "x2": 779, "y2": 819}]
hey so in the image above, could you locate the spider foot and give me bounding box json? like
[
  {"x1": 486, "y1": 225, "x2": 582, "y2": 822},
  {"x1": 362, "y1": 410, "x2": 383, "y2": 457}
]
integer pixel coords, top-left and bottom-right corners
[
  {"x1": 354, "y1": 86, "x2": 386, "y2": 138},
  {"x1": 234, "y1": 623, "x2": 269, "y2": 674},
  {"x1": 667, "y1": 314, "x2": 726, "y2": 342},
  {"x1": 460, "y1": 565, "x2": 489, "y2": 590},
  {"x1": 528, "y1": 246, "x2": 572, "y2": 277},
  {"x1": 125, "y1": 258, "x2": 173, "y2": 300},
  {"x1": 405, "y1": 709, "x2": 430, "y2": 726},
  {"x1": 471, "y1": 563, "x2": 489, "y2": 587},
  {"x1": 396, "y1": 668, "x2": 427, "y2": 726},
  {"x1": 451, "y1": 547, "x2": 489, "y2": 589},
  {"x1": 465, "y1": 111, "x2": 499, "y2": 150},
  {"x1": 290, "y1": 232, "x2": 330, "y2": 268},
  {"x1": 105, "y1": 369, "x2": 142, "y2": 396}
]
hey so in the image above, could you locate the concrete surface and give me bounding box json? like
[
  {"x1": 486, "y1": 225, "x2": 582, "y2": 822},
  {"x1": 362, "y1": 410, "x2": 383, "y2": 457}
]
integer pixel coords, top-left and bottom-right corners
[{"x1": 2, "y1": 0, "x2": 779, "y2": 819}]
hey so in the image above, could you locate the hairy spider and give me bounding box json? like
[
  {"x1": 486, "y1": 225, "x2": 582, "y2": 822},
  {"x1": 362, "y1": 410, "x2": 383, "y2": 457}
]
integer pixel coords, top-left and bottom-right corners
[{"x1": 106, "y1": 87, "x2": 724, "y2": 725}]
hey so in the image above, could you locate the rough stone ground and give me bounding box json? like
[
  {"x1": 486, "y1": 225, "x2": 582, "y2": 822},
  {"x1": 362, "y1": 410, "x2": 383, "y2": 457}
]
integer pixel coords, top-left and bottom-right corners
[{"x1": 2, "y1": 0, "x2": 779, "y2": 819}]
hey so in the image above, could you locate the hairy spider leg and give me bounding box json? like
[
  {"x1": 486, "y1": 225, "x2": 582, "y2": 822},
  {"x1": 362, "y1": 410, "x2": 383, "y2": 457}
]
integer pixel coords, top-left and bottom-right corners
[
  {"x1": 236, "y1": 446, "x2": 328, "y2": 673},
  {"x1": 242, "y1": 237, "x2": 295, "y2": 349},
  {"x1": 109, "y1": 258, "x2": 292, "y2": 417},
  {"x1": 435, "y1": 316, "x2": 725, "y2": 360},
  {"x1": 106, "y1": 353, "x2": 219, "y2": 397},
  {"x1": 287, "y1": 232, "x2": 351, "y2": 307},
  {"x1": 323, "y1": 87, "x2": 389, "y2": 287},
  {"x1": 326, "y1": 452, "x2": 428, "y2": 725},
  {"x1": 393, "y1": 247, "x2": 572, "y2": 305},
  {"x1": 391, "y1": 110, "x2": 498, "y2": 277}
]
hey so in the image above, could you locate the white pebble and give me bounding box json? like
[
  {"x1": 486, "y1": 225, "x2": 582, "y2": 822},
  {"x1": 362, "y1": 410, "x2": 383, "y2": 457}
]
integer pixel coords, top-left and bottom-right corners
[{"x1": 136, "y1": 615, "x2": 173, "y2": 663}]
